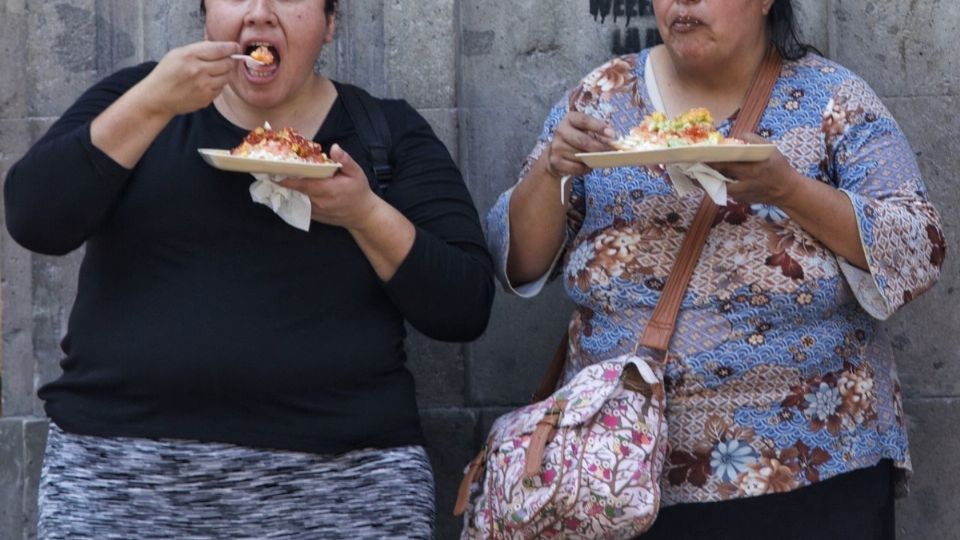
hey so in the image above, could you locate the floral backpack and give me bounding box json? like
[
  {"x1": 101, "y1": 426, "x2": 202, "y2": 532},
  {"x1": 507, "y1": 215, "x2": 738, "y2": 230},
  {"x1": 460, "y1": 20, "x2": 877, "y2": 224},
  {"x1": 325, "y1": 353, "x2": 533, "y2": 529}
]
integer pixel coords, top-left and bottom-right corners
[
  {"x1": 454, "y1": 355, "x2": 668, "y2": 539},
  {"x1": 453, "y1": 48, "x2": 783, "y2": 539}
]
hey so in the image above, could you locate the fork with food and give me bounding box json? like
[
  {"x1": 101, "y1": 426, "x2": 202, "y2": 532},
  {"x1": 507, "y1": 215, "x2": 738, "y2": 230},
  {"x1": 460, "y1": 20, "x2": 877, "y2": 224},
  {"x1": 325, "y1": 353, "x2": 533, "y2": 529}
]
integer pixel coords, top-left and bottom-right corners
[{"x1": 231, "y1": 44, "x2": 276, "y2": 68}]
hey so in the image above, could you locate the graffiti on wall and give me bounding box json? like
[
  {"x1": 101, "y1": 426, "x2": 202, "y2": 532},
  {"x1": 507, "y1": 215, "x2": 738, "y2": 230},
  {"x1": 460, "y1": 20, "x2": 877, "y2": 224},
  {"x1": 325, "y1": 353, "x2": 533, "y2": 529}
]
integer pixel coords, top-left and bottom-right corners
[
  {"x1": 589, "y1": 0, "x2": 654, "y2": 24},
  {"x1": 590, "y1": 0, "x2": 662, "y2": 55}
]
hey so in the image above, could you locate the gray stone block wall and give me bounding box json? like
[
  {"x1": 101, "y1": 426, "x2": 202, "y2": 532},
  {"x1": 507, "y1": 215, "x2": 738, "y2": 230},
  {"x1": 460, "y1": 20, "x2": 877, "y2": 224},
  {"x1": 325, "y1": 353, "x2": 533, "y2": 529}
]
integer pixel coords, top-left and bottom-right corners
[{"x1": 1, "y1": 1, "x2": 957, "y2": 538}]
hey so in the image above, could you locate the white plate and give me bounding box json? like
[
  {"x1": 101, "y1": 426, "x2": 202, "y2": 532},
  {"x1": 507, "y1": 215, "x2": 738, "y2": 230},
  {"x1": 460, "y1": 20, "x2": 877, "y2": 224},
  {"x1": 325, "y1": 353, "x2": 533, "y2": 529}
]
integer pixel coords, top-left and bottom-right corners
[
  {"x1": 576, "y1": 144, "x2": 777, "y2": 168},
  {"x1": 198, "y1": 149, "x2": 342, "y2": 178}
]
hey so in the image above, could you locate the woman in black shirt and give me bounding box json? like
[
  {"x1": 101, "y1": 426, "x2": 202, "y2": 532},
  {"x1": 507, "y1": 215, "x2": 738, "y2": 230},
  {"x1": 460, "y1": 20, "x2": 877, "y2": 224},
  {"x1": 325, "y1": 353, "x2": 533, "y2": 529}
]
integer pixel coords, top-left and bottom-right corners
[{"x1": 4, "y1": 1, "x2": 493, "y2": 538}]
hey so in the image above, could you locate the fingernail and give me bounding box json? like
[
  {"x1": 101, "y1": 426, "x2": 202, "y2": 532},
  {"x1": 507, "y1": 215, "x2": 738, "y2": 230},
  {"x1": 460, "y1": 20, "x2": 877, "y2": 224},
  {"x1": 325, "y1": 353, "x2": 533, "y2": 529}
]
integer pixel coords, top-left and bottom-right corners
[{"x1": 603, "y1": 128, "x2": 616, "y2": 138}]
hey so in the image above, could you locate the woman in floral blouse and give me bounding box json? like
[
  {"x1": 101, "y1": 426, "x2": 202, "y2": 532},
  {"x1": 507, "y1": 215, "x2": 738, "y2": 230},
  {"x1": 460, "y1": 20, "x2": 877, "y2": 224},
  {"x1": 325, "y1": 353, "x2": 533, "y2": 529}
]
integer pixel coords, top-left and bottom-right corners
[{"x1": 486, "y1": 0, "x2": 945, "y2": 538}]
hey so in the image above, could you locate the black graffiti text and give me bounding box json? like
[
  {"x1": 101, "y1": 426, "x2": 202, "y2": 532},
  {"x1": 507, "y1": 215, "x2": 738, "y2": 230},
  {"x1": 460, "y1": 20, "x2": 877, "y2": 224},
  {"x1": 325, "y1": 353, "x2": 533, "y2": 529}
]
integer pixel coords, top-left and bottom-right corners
[
  {"x1": 590, "y1": 0, "x2": 655, "y2": 26},
  {"x1": 611, "y1": 27, "x2": 662, "y2": 55}
]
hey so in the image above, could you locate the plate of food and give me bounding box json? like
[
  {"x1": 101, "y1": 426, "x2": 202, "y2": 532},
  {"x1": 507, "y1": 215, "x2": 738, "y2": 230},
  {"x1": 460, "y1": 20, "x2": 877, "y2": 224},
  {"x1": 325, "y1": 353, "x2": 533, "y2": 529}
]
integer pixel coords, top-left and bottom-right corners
[
  {"x1": 199, "y1": 124, "x2": 341, "y2": 178},
  {"x1": 576, "y1": 108, "x2": 776, "y2": 168}
]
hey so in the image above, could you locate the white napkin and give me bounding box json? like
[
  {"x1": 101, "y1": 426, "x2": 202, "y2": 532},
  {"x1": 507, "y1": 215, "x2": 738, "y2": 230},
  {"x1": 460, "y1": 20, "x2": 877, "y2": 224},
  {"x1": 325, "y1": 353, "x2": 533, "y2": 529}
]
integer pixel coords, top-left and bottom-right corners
[
  {"x1": 249, "y1": 175, "x2": 313, "y2": 231},
  {"x1": 666, "y1": 163, "x2": 735, "y2": 205}
]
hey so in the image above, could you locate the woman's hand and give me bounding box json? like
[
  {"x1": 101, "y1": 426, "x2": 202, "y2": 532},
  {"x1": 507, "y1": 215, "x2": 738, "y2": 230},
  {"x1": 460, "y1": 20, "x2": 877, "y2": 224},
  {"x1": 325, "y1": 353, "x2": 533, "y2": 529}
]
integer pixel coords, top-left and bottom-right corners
[
  {"x1": 545, "y1": 111, "x2": 616, "y2": 178},
  {"x1": 139, "y1": 41, "x2": 241, "y2": 117},
  {"x1": 90, "y1": 41, "x2": 241, "y2": 169},
  {"x1": 712, "y1": 134, "x2": 868, "y2": 268},
  {"x1": 710, "y1": 133, "x2": 803, "y2": 206},
  {"x1": 277, "y1": 144, "x2": 380, "y2": 231},
  {"x1": 280, "y1": 145, "x2": 417, "y2": 281}
]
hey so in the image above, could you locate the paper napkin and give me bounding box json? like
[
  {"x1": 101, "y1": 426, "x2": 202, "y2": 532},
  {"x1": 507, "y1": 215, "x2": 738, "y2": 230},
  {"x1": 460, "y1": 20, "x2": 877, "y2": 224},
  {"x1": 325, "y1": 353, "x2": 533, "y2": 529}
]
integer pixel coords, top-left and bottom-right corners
[
  {"x1": 665, "y1": 163, "x2": 735, "y2": 205},
  {"x1": 249, "y1": 175, "x2": 313, "y2": 231}
]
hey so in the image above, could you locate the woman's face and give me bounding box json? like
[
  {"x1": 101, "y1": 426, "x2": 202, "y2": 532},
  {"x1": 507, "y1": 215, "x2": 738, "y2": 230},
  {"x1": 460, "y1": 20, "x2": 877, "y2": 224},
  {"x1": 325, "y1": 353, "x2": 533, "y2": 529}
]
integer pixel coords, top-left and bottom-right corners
[
  {"x1": 653, "y1": 0, "x2": 773, "y2": 66},
  {"x1": 204, "y1": 0, "x2": 334, "y2": 108}
]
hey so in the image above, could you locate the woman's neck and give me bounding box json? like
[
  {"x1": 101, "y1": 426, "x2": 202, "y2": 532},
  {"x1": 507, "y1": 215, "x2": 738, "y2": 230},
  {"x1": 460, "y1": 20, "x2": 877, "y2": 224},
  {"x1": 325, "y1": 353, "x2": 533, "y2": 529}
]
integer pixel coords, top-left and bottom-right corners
[
  {"x1": 215, "y1": 74, "x2": 336, "y2": 137},
  {"x1": 651, "y1": 39, "x2": 769, "y2": 120}
]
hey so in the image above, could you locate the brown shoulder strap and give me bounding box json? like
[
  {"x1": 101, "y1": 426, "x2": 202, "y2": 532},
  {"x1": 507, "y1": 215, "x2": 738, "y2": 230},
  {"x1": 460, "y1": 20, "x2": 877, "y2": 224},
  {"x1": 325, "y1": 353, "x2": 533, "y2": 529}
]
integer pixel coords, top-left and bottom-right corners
[
  {"x1": 730, "y1": 46, "x2": 783, "y2": 140},
  {"x1": 531, "y1": 334, "x2": 569, "y2": 402},
  {"x1": 638, "y1": 46, "x2": 782, "y2": 352}
]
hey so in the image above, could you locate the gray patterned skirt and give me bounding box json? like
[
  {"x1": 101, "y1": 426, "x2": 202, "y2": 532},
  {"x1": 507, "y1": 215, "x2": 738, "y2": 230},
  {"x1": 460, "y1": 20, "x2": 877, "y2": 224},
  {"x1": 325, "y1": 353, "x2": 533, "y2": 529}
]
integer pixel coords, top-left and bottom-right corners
[{"x1": 38, "y1": 423, "x2": 435, "y2": 539}]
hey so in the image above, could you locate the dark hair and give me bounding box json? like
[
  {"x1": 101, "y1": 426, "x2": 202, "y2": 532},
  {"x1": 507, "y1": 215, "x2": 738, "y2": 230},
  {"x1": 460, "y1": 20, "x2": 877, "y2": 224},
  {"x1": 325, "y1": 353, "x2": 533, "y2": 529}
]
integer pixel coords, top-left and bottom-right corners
[
  {"x1": 767, "y1": 0, "x2": 821, "y2": 60},
  {"x1": 199, "y1": 1, "x2": 338, "y2": 17}
]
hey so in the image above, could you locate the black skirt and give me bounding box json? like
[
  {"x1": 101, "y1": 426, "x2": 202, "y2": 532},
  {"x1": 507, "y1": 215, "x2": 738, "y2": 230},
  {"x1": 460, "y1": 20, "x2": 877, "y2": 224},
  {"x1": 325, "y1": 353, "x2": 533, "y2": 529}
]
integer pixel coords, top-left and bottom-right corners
[{"x1": 639, "y1": 461, "x2": 895, "y2": 540}]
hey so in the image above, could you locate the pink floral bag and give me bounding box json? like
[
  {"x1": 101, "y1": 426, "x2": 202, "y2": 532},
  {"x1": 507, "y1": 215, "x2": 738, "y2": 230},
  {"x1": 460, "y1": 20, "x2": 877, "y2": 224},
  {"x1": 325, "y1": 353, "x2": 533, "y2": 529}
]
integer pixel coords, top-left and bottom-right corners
[{"x1": 455, "y1": 355, "x2": 667, "y2": 539}]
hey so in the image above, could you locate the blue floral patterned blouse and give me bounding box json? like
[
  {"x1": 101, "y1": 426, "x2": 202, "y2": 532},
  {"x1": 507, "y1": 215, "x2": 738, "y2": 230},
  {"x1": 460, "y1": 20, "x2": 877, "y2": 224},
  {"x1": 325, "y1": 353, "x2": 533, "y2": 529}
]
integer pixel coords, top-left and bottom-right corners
[{"x1": 486, "y1": 49, "x2": 945, "y2": 505}]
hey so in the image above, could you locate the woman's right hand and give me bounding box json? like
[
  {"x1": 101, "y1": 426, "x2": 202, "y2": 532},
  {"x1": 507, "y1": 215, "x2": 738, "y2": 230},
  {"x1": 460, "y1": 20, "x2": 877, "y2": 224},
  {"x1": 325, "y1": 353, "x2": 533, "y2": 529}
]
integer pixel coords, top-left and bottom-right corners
[
  {"x1": 505, "y1": 111, "x2": 615, "y2": 285},
  {"x1": 544, "y1": 111, "x2": 616, "y2": 179},
  {"x1": 140, "y1": 41, "x2": 241, "y2": 117},
  {"x1": 89, "y1": 41, "x2": 240, "y2": 169}
]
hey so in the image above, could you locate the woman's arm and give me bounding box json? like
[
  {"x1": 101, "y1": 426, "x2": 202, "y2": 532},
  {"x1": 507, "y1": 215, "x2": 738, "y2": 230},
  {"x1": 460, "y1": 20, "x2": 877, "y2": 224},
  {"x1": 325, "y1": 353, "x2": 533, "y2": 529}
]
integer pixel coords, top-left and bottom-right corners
[
  {"x1": 716, "y1": 80, "x2": 944, "y2": 319},
  {"x1": 777, "y1": 167, "x2": 867, "y2": 268},
  {"x1": 716, "y1": 133, "x2": 868, "y2": 268},
  {"x1": 4, "y1": 41, "x2": 239, "y2": 255},
  {"x1": 92, "y1": 41, "x2": 239, "y2": 168},
  {"x1": 378, "y1": 102, "x2": 495, "y2": 340},
  {"x1": 5, "y1": 65, "x2": 149, "y2": 255},
  {"x1": 281, "y1": 101, "x2": 495, "y2": 341},
  {"x1": 506, "y1": 112, "x2": 614, "y2": 285}
]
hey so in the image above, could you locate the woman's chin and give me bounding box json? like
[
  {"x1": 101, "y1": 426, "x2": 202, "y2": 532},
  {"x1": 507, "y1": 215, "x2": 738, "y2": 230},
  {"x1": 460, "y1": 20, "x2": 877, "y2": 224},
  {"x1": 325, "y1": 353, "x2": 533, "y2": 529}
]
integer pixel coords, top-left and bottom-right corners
[{"x1": 667, "y1": 40, "x2": 721, "y2": 66}]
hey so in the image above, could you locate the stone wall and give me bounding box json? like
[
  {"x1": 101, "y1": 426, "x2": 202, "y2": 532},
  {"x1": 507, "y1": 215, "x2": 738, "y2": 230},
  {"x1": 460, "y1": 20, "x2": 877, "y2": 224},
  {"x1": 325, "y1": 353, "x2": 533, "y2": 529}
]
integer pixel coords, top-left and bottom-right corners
[{"x1": 1, "y1": 1, "x2": 957, "y2": 538}]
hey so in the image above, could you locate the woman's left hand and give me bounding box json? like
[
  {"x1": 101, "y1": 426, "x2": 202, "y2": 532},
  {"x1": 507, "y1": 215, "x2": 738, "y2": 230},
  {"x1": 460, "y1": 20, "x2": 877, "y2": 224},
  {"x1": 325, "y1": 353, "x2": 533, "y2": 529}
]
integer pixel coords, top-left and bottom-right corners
[
  {"x1": 711, "y1": 134, "x2": 869, "y2": 268},
  {"x1": 710, "y1": 133, "x2": 802, "y2": 207},
  {"x1": 277, "y1": 144, "x2": 381, "y2": 231}
]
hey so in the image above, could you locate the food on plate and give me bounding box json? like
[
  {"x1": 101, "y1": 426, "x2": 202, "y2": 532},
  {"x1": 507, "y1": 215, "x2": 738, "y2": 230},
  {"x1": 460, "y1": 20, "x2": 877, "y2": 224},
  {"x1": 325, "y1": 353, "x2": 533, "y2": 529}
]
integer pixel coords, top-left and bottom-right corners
[
  {"x1": 230, "y1": 124, "x2": 334, "y2": 164},
  {"x1": 248, "y1": 45, "x2": 275, "y2": 66},
  {"x1": 612, "y1": 108, "x2": 742, "y2": 151}
]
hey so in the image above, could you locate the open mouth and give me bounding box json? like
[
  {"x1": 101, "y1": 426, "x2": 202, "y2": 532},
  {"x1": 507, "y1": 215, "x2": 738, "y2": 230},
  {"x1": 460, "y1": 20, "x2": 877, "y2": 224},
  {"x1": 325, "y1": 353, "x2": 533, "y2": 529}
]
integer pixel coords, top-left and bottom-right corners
[{"x1": 243, "y1": 41, "x2": 281, "y2": 79}]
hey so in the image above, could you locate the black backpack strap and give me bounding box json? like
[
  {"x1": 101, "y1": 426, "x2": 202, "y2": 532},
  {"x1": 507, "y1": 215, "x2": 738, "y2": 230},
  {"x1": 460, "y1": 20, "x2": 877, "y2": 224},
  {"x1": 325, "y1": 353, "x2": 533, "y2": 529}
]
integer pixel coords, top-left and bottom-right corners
[{"x1": 333, "y1": 81, "x2": 394, "y2": 193}]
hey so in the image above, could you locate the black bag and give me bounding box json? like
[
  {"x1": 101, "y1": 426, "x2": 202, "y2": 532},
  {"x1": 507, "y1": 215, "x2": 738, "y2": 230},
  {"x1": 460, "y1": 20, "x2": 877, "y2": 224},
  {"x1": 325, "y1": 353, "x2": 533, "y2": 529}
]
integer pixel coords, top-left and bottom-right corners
[{"x1": 333, "y1": 81, "x2": 394, "y2": 193}]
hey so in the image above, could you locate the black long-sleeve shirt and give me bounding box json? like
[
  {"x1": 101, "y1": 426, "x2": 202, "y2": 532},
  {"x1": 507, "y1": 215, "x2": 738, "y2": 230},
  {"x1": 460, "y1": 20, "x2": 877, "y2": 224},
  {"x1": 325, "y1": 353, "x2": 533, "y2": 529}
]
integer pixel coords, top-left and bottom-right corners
[{"x1": 4, "y1": 63, "x2": 494, "y2": 454}]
